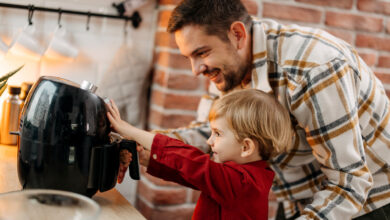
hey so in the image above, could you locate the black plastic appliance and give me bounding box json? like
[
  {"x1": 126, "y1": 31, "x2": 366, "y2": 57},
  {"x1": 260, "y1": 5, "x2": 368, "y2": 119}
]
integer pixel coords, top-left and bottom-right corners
[{"x1": 16, "y1": 76, "x2": 139, "y2": 197}]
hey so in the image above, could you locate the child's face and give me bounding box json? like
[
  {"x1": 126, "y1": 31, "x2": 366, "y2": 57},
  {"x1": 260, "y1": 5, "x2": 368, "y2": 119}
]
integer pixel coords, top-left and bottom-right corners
[{"x1": 207, "y1": 116, "x2": 242, "y2": 163}]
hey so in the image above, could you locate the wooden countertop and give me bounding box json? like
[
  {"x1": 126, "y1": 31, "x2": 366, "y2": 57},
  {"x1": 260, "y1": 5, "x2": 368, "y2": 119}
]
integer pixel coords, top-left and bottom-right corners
[{"x1": 0, "y1": 144, "x2": 146, "y2": 220}]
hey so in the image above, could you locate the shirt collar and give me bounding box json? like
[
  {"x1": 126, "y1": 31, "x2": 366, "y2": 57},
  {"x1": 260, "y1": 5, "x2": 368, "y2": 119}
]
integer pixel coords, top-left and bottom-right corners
[{"x1": 250, "y1": 17, "x2": 272, "y2": 93}]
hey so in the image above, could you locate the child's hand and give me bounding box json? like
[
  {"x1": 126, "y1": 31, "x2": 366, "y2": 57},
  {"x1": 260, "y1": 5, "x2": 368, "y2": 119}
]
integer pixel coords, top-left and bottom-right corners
[
  {"x1": 137, "y1": 145, "x2": 151, "y2": 167},
  {"x1": 118, "y1": 149, "x2": 132, "y2": 183},
  {"x1": 117, "y1": 144, "x2": 151, "y2": 183},
  {"x1": 106, "y1": 99, "x2": 134, "y2": 140}
]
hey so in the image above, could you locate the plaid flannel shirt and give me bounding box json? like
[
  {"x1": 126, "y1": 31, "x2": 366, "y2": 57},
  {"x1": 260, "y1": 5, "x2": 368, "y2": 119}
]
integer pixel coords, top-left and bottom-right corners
[{"x1": 160, "y1": 18, "x2": 390, "y2": 219}]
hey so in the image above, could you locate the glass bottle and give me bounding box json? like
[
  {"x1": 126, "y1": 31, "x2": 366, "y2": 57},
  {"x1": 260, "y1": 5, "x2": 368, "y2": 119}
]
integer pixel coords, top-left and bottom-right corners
[
  {"x1": 19, "y1": 82, "x2": 33, "y2": 110},
  {"x1": 0, "y1": 86, "x2": 22, "y2": 145}
]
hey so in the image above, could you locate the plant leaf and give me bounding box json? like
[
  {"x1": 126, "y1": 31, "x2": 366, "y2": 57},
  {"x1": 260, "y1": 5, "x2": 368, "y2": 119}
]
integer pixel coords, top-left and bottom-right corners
[
  {"x1": 0, "y1": 65, "x2": 24, "y2": 82},
  {"x1": 0, "y1": 80, "x2": 7, "y2": 96}
]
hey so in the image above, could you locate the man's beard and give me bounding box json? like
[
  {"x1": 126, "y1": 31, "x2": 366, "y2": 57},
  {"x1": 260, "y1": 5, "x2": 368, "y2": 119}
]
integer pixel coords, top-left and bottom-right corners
[{"x1": 219, "y1": 61, "x2": 251, "y2": 92}]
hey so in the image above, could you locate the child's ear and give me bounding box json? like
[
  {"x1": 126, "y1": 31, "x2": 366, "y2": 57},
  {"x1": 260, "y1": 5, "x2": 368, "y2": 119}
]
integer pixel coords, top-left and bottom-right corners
[{"x1": 240, "y1": 138, "x2": 257, "y2": 158}]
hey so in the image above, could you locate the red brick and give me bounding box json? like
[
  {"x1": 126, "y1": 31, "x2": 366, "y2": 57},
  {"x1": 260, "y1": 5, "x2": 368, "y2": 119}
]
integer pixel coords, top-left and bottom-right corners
[
  {"x1": 155, "y1": 31, "x2": 178, "y2": 49},
  {"x1": 386, "y1": 21, "x2": 390, "y2": 34},
  {"x1": 325, "y1": 11, "x2": 383, "y2": 32},
  {"x1": 136, "y1": 198, "x2": 194, "y2": 220},
  {"x1": 156, "y1": 51, "x2": 191, "y2": 69},
  {"x1": 356, "y1": 34, "x2": 390, "y2": 52},
  {"x1": 158, "y1": 10, "x2": 172, "y2": 29},
  {"x1": 151, "y1": 90, "x2": 201, "y2": 111},
  {"x1": 295, "y1": 0, "x2": 353, "y2": 9},
  {"x1": 138, "y1": 180, "x2": 187, "y2": 205},
  {"x1": 325, "y1": 29, "x2": 354, "y2": 45},
  {"x1": 357, "y1": 0, "x2": 390, "y2": 15},
  {"x1": 164, "y1": 93, "x2": 200, "y2": 110},
  {"x1": 375, "y1": 72, "x2": 390, "y2": 84},
  {"x1": 153, "y1": 70, "x2": 166, "y2": 87},
  {"x1": 378, "y1": 55, "x2": 390, "y2": 68},
  {"x1": 263, "y1": 3, "x2": 322, "y2": 23},
  {"x1": 167, "y1": 74, "x2": 201, "y2": 90},
  {"x1": 149, "y1": 109, "x2": 196, "y2": 128},
  {"x1": 150, "y1": 90, "x2": 165, "y2": 107},
  {"x1": 386, "y1": 90, "x2": 390, "y2": 99},
  {"x1": 358, "y1": 52, "x2": 377, "y2": 67},
  {"x1": 192, "y1": 190, "x2": 201, "y2": 203},
  {"x1": 153, "y1": 70, "x2": 201, "y2": 90},
  {"x1": 241, "y1": 0, "x2": 259, "y2": 15}
]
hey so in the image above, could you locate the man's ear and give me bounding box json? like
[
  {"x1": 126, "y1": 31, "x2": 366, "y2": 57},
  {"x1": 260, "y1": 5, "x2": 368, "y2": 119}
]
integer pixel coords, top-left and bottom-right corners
[
  {"x1": 240, "y1": 138, "x2": 256, "y2": 158},
  {"x1": 228, "y1": 21, "x2": 247, "y2": 50}
]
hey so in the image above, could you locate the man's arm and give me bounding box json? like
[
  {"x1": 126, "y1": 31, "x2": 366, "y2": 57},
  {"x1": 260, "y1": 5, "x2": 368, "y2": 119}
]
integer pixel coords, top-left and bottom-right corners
[{"x1": 151, "y1": 121, "x2": 211, "y2": 153}]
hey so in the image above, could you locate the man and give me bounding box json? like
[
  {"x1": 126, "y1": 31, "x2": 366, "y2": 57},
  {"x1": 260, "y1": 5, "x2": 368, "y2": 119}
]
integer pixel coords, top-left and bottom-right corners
[{"x1": 120, "y1": 0, "x2": 390, "y2": 219}]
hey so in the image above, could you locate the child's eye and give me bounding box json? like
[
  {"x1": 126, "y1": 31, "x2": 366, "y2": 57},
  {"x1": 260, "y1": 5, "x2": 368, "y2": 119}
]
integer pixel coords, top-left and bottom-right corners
[{"x1": 215, "y1": 132, "x2": 220, "y2": 137}]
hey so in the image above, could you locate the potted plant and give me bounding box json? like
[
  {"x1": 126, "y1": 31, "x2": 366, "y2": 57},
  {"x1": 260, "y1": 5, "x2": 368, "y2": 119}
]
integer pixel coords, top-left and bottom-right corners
[{"x1": 0, "y1": 65, "x2": 24, "y2": 96}]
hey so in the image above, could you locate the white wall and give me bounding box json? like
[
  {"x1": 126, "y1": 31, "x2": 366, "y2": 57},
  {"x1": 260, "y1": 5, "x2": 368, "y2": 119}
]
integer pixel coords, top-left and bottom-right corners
[
  {"x1": 0, "y1": 0, "x2": 156, "y2": 85},
  {"x1": 0, "y1": 0, "x2": 158, "y2": 205}
]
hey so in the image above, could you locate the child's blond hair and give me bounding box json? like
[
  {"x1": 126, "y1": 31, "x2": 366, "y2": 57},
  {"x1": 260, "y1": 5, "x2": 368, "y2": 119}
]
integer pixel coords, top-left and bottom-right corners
[{"x1": 209, "y1": 89, "x2": 294, "y2": 160}]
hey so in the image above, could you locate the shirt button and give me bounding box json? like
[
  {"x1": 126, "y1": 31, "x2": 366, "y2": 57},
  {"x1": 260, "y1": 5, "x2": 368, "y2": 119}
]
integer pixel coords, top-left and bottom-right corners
[{"x1": 153, "y1": 154, "x2": 157, "y2": 160}]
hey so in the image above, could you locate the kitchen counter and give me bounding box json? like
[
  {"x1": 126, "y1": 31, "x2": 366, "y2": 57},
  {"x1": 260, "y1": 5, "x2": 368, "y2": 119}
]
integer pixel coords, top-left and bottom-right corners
[{"x1": 0, "y1": 144, "x2": 145, "y2": 220}]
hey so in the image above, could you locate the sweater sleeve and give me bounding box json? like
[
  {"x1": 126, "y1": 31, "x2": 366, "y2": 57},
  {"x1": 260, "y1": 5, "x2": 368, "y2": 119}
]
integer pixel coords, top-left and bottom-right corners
[{"x1": 146, "y1": 134, "x2": 266, "y2": 204}]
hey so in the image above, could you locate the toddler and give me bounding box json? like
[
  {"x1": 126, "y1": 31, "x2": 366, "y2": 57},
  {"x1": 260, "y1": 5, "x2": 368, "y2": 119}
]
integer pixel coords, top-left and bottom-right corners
[{"x1": 107, "y1": 89, "x2": 294, "y2": 220}]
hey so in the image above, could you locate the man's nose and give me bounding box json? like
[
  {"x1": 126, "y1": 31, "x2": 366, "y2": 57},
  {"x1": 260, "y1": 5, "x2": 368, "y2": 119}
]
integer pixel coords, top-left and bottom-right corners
[{"x1": 191, "y1": 59, "x2": 206, "y2": 76}]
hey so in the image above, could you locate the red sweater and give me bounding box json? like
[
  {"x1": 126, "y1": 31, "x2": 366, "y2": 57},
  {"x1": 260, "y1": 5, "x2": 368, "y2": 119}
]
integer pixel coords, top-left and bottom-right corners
[{"x1": 147, "y1": 134, "x2": 274, "y2": 220}]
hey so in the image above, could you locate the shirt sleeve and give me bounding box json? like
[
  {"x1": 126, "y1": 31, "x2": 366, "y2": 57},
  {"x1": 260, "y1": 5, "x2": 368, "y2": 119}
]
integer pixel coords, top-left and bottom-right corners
[
  {"x1": 290, "y1": 59, "x2": 373, "y2": 219},
  {"x1": 151, "y1": 121, "x2": 211, "y2": 153},
  {"x1": 146, "y1": 134, "x2": 263, "y2": 204}
]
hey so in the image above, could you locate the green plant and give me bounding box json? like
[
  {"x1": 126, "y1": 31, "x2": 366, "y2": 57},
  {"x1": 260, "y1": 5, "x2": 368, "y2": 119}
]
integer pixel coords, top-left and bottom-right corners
[{"x1": 0, "y1": 65, "x2": 24, "y2": 96}]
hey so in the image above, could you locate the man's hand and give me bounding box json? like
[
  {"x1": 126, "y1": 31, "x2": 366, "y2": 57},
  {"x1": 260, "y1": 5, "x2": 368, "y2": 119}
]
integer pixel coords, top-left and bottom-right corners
[{"x1": 117, "y1": 144, "x2": 151, "y2": 183}]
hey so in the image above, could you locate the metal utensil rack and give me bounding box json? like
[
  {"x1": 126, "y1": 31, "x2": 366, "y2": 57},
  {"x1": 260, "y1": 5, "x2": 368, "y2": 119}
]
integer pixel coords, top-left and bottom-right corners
[{"x1": 0, "y1": 2, "x2": 142, "y2": 28}]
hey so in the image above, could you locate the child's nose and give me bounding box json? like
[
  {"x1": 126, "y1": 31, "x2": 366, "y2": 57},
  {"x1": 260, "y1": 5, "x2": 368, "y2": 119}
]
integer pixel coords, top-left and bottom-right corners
[{"x1": 207, "y1": 136, "x2": 214, "y2": 147}]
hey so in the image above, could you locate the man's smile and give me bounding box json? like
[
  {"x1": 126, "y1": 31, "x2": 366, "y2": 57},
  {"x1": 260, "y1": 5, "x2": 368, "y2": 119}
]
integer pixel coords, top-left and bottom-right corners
[{"x1": 204, "y1": 69, "x2": 222, "y2": 83}]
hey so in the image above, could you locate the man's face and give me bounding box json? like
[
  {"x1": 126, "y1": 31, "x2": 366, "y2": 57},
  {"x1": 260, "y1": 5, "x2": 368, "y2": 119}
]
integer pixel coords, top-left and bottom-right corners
[{"x1": 175, "y1": 25, "x2": 250, "y2": 92}]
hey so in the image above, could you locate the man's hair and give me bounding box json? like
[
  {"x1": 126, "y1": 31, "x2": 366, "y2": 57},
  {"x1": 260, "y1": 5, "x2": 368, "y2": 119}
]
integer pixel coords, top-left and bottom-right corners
[
  {"x1": 209, "y1": 89, "x2": 294, "y2": 160},
  {"x1": 167, "y1": 0, "x2": 252, "y2": 42}
]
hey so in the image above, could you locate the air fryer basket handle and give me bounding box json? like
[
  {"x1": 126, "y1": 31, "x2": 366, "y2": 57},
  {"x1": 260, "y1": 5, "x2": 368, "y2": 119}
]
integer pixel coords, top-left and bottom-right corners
[{"x1": 119, "y1": 140, "x2": 140, "y2": 180}]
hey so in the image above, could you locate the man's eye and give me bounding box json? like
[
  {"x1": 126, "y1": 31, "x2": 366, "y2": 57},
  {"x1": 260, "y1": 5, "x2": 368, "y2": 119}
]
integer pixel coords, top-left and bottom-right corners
[{"x1": 197, "y1": 51, "x2": 207, "y2": 58}]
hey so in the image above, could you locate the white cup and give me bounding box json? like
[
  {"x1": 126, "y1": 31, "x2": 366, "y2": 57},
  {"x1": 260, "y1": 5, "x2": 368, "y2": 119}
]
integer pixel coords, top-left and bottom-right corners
[
  {"x1": 44, "y1": 27, "x2": 78, "y2": 61},
  {"x1": 9, "y1": 25, "x2": 45, "y2": 61}
]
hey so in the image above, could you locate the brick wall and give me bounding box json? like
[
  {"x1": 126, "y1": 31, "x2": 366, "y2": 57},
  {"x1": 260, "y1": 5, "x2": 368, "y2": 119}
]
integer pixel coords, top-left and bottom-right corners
[{"x1": 137, "y1": 0, "x2": 390, "y2": 219}]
